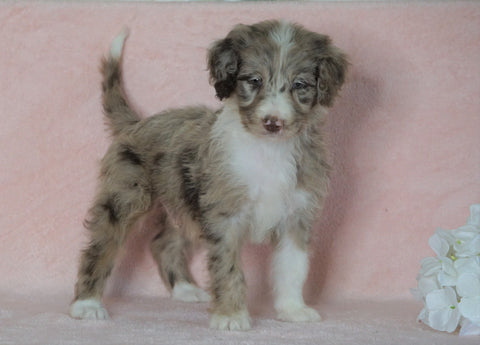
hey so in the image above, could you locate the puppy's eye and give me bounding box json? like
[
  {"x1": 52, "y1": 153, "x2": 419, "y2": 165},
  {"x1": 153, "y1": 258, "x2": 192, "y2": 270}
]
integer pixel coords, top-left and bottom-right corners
[
  {"x1": 247, "y1": 76, "x2": 263, "y2": 88},
  {"x1": 292, "y1": 81, "x2": 308, "y2": 90}
]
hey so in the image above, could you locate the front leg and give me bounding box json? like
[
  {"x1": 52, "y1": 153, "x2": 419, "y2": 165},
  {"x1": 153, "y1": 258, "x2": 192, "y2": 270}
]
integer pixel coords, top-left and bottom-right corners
[
  {"x1": 272, "y1": 230, "x2": 321, "y2": 322},
  {"x1": 205, "y1": 231, "x2": 251, "y2": 331}
]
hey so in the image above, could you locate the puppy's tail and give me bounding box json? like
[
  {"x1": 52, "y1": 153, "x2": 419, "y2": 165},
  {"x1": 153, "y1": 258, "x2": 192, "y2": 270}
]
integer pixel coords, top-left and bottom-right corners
[{"x1": 101, "y1": 27, "x2": 139, "y2": 137}]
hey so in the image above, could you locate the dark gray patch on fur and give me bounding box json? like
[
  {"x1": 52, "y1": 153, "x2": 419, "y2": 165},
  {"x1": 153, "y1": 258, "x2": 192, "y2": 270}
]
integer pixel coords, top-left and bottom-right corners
[
  {"x1": 208, "y1": 254, "x2": 221, "y2": 267},
  {"x1": 102, "y1": 195, "x2": 119, "y2": 224},
  {"x1": 153, "y1": 152, "x2": 165, "y2": 165},
  {"x1": 215, "y1": 78, "x2": 237, "y2": 101},
  {"x1": 84, "y1": 277, "x2": 98, "y2": 295},
  {"x1": 102, "y1": 59, "x2": 121, "y2": 92},
  {"x1": 213, "y1": 285, "x2": 222, "y2": 301},
  {"x1": 298, "y1": 94, "x2": 315, "y2": 105},
  {"x1": 119, "y1": 145, "x2": 143, "y2": 165},
  {"x1": 208, "y1": 38, "x2": 240, "y2": 100},
  {"x1": 83, "y1": 243, "x2": 102, "y2": 277},
  {"x1": 168, "y1": 271, "x2": 176, "y2": 288},
  {"x1": 202, "y1": 230, "x2": 222, "y2": 245},
  {"x1": 218, "y1": 211, "x2": 232, "y2": 218},
  {"x1": 77, "y1": 241, "x2": 114, "y2": 297},
  {"x1": 152, "y1": 231, "x2": 165, "y2": 242},
  {"x1": 178, "y1": 148, "x2": 201, "y2": 218}
]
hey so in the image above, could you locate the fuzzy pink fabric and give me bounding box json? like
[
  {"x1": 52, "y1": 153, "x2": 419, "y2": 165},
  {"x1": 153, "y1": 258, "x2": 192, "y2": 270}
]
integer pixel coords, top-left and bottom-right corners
[{"x1": 0, "y1": 1, "x2": 479, "y2": 343}]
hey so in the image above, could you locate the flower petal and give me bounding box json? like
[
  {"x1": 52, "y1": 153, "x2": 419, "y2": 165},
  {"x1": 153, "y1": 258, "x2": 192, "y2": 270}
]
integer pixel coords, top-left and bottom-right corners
[
  {"x1": 424, "y1": 289, "x2": 461, "y2": 333},
  {"x1": 428, "y1": 308, "x2": 460, "y2": 333},
  {"x1": 459, "y1": 296, "x2": 480, "y2": 324},
  {"x1": 426, "y1": 287, "x2": 458, "y2": 310},
  {"x1": 460, "y1": 318, "x2": 480, "y2": 336},
  {"x1": 437, "y1": 272, "x2": 457, "y2": 287},
  {"x1": 457, "y1": 272, "x2": 480, "y2": 298},
  {"x1": 420, "y1": 257, "x2": 442, "y2": 276},
  {"x1": 455, "y1": 257, "x2": 480, "y2": 275},
  {"x1": 437, "y1": 257, "x2": 457, "y2": 287},
  {"x1": 419, "y1": 276, "x2": 440, "y2": 298},
  {"x1": 453, "y1": 226, "x2": 480, "y2": 257},
  {"x1": 455, "y1": 236, "x2": 480, "y2": 258},
  {"x1": 429, "y1": 232, "x2": 451, "y2": 257},
  {"x1": 441, "y1": 257, "x2": 457, "y2": 276}
]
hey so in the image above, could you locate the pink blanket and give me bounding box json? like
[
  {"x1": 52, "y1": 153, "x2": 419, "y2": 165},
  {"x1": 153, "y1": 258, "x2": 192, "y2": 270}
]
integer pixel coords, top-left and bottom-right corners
[{"x1": 0, "y1": 1, "x2": 479, "y2": 343}]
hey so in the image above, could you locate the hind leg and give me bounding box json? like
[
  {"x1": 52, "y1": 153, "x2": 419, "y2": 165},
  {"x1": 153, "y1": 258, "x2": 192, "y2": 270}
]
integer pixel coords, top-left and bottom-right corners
[
  {"x1": 70, "y1": 145, "x2": 153, "y2": 319},
  {"x1": 70, "y1": 226, "x2": 119, "y2": 320},
  {"x1": 70, "y1": 192, "x2": 150, "y2": 319},
  {"x1": 151, "y1": 216, "x2": 210, "y2": 303}
]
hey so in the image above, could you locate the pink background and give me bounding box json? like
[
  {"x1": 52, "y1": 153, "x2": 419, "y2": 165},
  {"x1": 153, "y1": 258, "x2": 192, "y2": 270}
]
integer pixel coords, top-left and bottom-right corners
[{"x1": 0, "y1": 1, "x2": 479, "y2": 308}]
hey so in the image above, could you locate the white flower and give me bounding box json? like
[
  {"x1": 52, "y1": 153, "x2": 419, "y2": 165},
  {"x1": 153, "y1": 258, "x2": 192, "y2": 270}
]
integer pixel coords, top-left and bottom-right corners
[
  {"x1": 453, "y1": 225, "x2": 480, "y2": 258},
  {"x1": 429, "y1": 229, "x2": 455, "y2": 257},
  {"x1": 414, "y1": 204, "x2": 480, "y2": 336},
  {"x1": 418, "y1": 287, "x2": 461, "y2": 333},
  {"x1": 418, "y1": 256, "x2": 457, "y2": 287}
]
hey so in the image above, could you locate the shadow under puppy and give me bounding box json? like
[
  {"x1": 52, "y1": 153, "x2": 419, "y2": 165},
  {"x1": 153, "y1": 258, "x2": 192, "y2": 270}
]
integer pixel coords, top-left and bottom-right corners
[{"x1": 70, "y1": 20, "x2": 348, "y2": 331}]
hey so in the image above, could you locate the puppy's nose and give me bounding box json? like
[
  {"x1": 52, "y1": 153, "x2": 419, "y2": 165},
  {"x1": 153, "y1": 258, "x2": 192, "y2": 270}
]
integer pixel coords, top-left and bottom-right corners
[{"x1": 263, "y1": 116, "x2": 284, "y2": 133}]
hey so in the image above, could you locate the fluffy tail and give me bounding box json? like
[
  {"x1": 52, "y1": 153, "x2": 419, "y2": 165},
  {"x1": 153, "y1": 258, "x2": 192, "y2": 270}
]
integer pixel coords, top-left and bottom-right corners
[{"x1": 101, "y1": 27, "x2": 139, "y2": 136}]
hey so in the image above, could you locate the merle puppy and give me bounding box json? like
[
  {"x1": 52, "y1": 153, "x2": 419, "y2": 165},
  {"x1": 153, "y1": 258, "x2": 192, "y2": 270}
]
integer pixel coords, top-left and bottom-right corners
[{"x1": 70, "y1": 20, "x2": 348, "y2": 331}]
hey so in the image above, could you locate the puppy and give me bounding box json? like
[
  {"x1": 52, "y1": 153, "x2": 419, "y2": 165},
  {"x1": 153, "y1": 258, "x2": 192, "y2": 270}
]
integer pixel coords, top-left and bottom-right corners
[{"x1": 70, "y1": 20, "x2": 348, "y2": 331}]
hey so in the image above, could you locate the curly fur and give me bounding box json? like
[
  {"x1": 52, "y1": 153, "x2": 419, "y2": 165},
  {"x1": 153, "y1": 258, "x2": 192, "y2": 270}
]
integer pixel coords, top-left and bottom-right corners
[{"x1": 70, "y1": 20, "x2": 348, "y2": 331}]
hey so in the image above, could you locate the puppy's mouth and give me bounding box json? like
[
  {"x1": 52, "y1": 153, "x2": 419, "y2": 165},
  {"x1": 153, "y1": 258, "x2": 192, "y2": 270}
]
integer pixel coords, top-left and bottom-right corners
[{"x1": 239, "y1": 110, "x2": 299, "y2": 139}]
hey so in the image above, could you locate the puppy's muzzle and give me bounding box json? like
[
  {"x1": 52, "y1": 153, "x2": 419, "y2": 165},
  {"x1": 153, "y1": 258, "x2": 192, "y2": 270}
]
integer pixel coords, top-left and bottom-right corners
[{"x1": 263, "y1": 116, "x2": 284, "y2": 133}]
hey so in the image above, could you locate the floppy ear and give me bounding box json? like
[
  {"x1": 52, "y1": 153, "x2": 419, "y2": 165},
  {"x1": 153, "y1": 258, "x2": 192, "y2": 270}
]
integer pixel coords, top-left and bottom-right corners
[
  {"x1": 207, "y1": 38, "x2": 240, "y2": 100},
  {"x1": 316, "y1": 42, "x2": 349, "y2": 107}
]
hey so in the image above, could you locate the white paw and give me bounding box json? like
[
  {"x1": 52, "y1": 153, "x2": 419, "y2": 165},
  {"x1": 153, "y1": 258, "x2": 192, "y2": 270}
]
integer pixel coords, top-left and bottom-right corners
[
  {"x1": 276, "y1": 305, "x2": 321, "y2": 323},
  {"x1": 210, "y1": 310, "x2": 252, "y2": 331},
  {"x1": 172, "y1": 282, "x2": 211, "y2": 303},
  {"x1": 69, "y1": 298, "x2": 109, "y2": 320}
]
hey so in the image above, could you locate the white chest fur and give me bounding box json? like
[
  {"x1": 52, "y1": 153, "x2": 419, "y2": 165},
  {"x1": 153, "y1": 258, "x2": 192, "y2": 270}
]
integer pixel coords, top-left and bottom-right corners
[{"x1": 214, "y1": 106, "x2": 310, "y2": 242}]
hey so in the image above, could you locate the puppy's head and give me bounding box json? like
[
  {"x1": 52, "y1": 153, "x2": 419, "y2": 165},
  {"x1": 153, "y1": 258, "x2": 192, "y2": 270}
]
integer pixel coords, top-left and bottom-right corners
[{"x1": 208, "y1": 20, "x2": 348, "y2": 138}]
